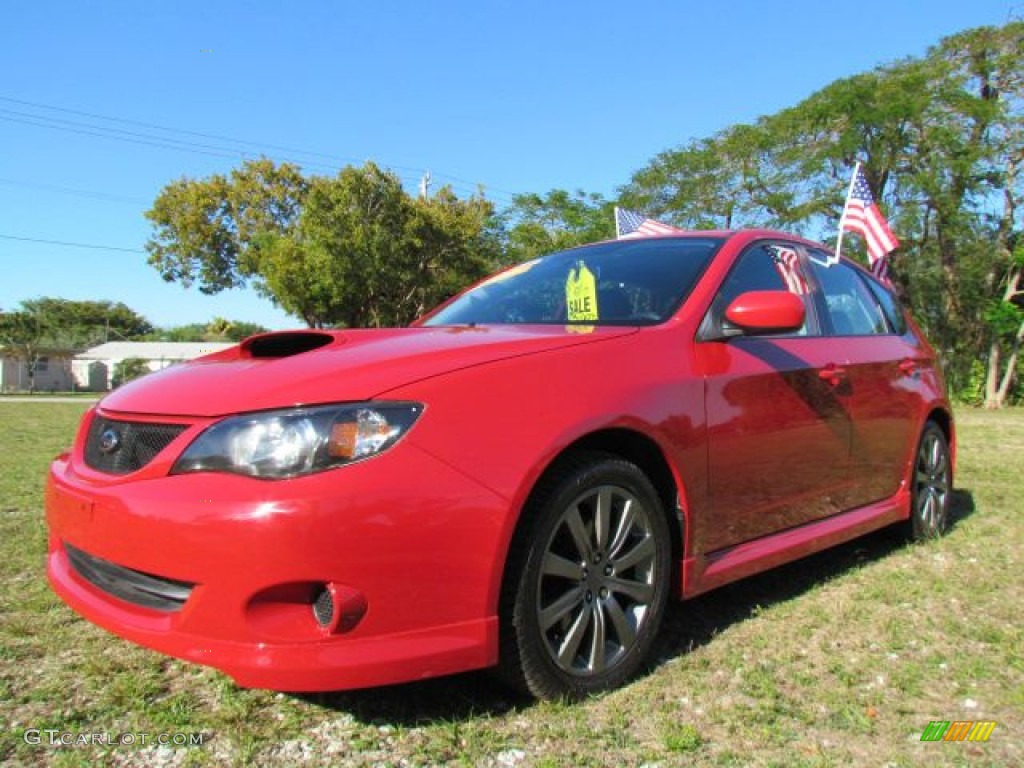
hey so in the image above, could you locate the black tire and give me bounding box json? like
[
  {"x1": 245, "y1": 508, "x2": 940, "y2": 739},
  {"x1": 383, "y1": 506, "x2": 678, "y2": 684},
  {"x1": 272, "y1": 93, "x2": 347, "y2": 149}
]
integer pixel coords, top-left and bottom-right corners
[
  {"x1": 905, "y1": 420, "x2": 953, "y2": 541},
  {"x1": 497, "y1": 451, "x2": 672, "y2": 699}
]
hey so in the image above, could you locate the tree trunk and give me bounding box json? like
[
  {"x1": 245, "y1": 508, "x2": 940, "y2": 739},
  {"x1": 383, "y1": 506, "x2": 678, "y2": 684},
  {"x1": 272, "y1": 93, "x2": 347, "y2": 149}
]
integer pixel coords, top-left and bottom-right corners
[
  {"x1": 984, "y1": 319, "x2": 1023, "y2": 409},
  {"x1": 982, "y1": 135, "x2": 1022, "y2": 409}
]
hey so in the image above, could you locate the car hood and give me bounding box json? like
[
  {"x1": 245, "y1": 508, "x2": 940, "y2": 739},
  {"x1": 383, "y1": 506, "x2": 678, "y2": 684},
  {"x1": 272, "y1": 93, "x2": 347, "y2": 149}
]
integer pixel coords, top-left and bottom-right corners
[{"x1": 100, "y1": 325, "x2": 637, "y2": 417}]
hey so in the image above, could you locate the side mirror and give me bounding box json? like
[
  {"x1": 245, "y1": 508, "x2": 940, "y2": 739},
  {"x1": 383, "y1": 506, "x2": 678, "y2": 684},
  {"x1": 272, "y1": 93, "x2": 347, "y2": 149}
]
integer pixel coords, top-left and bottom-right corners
[{"x1": 724, "y1": 291, "x2": 805, "y2": 335}]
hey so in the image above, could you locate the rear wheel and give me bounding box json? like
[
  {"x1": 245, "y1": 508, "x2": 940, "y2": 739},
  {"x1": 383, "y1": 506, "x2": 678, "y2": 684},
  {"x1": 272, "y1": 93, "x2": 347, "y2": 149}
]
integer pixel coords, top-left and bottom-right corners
[
  {"x1": 498, "y1": 452, "x2": 672, "y2": 699},
  {"x1": 907, "y1": 421, "x2": 952, "y2": 541}
]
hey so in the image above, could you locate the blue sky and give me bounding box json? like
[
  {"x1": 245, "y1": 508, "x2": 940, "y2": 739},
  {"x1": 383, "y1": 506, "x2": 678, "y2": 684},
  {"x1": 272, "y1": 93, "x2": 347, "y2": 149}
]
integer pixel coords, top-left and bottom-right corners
[{"x1": 1, "y1": 0, "x2": 1016, "y2": 329}]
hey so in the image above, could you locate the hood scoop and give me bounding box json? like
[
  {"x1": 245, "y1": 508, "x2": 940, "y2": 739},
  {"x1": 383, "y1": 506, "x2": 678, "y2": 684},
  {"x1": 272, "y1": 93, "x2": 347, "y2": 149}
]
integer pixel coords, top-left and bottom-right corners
[{"x1": 240, "y1": 331, "x2": 338, "y2": 359}]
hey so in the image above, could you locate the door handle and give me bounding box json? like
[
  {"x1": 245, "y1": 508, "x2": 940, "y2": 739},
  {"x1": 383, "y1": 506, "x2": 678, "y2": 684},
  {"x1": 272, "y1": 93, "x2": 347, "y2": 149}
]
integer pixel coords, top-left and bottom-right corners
[{"x1": 818, "y1": 365, "x2": 847, "y2": 385}]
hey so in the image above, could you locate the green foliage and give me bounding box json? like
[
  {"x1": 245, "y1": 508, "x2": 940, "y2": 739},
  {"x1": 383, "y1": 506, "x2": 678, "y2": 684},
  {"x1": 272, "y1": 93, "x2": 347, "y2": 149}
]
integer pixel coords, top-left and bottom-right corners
[
  {"x1": 662, "y1": 723, "x2": 703, "y2": 753},
  {"x1": 1, "y1": 298, "x2": 152, "y2": 389},
  {"x1": 146, "y1": 160, "x2": 498, "y2": 328},
  {"x1": 5, "y1": 298, "x2": 152, "y2": 348},
  {"x1": 956, "y1": 359, "x2": 988, "y2": 406},
  {"x1": 145, "y1": 159, "x2": 308, "y2": 294},
  {"x1": 622, "y1": 20, "x2": 1024, "y2": 405},
  {"x1": 984, "y1": 299, "x2": 1024, "y2": 339},
  {"x1": 0, "y1": 310, "x2": 44, "y2": 388},
  {"x1": 0, "y1": 308, "x2": 37, "y2": 350},
  {"x1": 209, "y1": 318, "x2": 269, "y2": 341},
  {"x1": 502, "y1": 189, "x2": 615, "y2": 263},
  {"x1": 111, "y1": 358, "x2": 150, "y2": 388},
  {"x1": 149, "y1": 318, "x2": 269, "y2": 342}
]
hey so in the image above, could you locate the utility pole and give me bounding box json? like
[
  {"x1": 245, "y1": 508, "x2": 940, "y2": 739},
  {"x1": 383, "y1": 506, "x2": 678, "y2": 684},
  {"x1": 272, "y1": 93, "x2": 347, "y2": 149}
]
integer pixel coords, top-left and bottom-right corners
[{"x1": 419, "y1": 171, "x2": 431, "y2": 200}]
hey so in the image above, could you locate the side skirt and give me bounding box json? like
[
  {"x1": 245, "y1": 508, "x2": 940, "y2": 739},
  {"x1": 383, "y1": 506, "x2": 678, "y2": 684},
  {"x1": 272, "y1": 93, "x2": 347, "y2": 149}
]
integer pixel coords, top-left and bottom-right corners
[{"x1": 680, "y1": 493, "x2": 909, "y2": 599}]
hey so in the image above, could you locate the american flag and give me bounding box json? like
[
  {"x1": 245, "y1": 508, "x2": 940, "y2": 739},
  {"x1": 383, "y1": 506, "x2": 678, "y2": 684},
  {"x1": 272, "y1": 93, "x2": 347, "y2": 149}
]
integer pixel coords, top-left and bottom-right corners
[
  {"x1": 841, "y1": 165, "x2": 898, "y2": 280},
  {"x1": 615, "y1": 207, "x2": 685, "y2": 238},
  {"x1": 768, "y1": 245, "x2": 810, "y2": 295}
]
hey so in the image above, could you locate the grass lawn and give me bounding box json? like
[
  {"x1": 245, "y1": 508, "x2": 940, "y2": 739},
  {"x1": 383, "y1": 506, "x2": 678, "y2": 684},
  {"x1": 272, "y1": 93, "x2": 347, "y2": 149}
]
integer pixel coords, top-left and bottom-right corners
[{"x1": 1, "y1": 403, "x2": 1020, "y2": 766}]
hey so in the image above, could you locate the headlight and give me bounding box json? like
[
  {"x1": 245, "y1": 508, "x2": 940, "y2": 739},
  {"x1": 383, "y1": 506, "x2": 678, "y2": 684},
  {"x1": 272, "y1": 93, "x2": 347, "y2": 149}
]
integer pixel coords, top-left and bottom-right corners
[{"x1": 171, "y1": 402, "x2": 423, "y2": 479}]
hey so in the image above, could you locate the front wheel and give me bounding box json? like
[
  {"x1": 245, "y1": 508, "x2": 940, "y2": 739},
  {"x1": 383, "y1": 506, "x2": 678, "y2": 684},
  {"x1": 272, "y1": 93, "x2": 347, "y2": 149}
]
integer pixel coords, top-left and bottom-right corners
[
  {"x1": 498, "y1": 452, "x2": 672, "y2": 699},
  {"x1": 907, "y1": 420, "x2": 952, "y2": 541}
]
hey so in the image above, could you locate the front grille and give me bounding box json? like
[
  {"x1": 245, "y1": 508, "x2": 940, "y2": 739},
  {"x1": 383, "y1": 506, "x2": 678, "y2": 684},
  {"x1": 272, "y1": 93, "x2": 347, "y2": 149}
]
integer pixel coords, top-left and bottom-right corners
[
  {"x1": 65, "y1": 543, "x2": 195, "y2": 612},
  {"x1": 84, "y1": 416, "x2": 187, "y2": 475}
]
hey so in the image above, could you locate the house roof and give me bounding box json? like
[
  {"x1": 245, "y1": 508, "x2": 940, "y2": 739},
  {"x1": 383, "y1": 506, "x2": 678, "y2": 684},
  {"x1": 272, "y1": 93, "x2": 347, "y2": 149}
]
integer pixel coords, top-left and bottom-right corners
[
  {"x1": 75, "y1": 342, "x2": 234, "y2": 361},
  {"x1": 0, "y1": 346, "x2": 75, "y2": 358}
]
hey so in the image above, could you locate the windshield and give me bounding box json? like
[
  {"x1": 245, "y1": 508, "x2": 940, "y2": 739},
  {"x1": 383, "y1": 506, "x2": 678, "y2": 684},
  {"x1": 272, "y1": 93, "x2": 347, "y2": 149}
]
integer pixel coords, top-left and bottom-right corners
[{"x1": 423, "y1": 237, "x2": 725, "y2": 327}]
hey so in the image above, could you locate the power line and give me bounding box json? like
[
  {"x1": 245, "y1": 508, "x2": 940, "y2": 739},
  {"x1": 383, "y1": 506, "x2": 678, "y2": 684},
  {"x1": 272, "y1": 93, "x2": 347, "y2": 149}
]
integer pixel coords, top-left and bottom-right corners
[
  {"x1": 0, "y1": 234, "x2": 145, "y2": 254},
  {"x1": 0, "y1": 113, "x2": 263, "y2": 163},
  {"x1": 0, "y1": 95, "x2": 360, "y2": 163},
  {"x1": 0, "y1": 95, "x2": 521, "y2": 202},
  {"x1": 0, "y1": 110, "x2": 510, "y2": 203},
  {"x1": 0, "y1": 106, "x2": 263, "y2": 159},
  {"x1": 0, "y1": 177, "x2": 148, "y2": 205}
]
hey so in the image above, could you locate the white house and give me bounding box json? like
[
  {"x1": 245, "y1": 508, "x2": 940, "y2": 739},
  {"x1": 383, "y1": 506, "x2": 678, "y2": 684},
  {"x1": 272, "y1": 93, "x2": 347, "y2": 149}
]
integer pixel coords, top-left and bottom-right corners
[{"x1": 73, "y1": 341, "x2": 235, "y2": 391}]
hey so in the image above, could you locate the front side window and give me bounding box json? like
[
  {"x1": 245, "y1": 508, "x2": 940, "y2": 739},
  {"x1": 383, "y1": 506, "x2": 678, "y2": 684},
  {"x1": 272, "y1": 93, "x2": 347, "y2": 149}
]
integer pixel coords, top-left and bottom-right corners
[
  {"x1": 710, "y1": 242, "x2": 814, "y2": 336},
  {"x1": 806, "y1": 256, "x2": 889, "y2": 336},
  {"x1": 422, "y1": 237, "x2": 725, "y2": 327}
]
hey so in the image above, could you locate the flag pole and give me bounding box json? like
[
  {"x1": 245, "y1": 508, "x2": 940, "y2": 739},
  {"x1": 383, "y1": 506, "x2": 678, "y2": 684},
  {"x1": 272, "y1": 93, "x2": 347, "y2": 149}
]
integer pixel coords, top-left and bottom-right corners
[{"x1": 833, "y1": 161, "x2": 860, "y2": 266}]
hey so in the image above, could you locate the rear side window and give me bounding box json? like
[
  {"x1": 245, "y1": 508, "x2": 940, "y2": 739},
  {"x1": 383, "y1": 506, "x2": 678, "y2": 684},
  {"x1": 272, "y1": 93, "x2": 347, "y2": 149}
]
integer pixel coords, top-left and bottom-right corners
[
  {"x1": 806, "y1": 257, "x2": 889, "y2": 336},
  {"x1": 863, "y1": 276, "x2": 908, "y2": 335}
]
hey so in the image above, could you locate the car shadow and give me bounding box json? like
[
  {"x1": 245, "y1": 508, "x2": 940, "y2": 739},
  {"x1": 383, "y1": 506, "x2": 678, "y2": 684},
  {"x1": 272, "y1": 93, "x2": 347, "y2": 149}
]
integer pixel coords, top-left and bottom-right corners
[
  {"x1": 294, "y1": 669, "x2": 528, "y2": 725},
  {"x1": 652, "y1": 487, "x2": 975, "y2": 669},
  {"x1": 947, "y1": 487, "x2": 975, "y2": 529},
  {"x1": 293, "y1": 489, "x2": 975, "y2": 726}
]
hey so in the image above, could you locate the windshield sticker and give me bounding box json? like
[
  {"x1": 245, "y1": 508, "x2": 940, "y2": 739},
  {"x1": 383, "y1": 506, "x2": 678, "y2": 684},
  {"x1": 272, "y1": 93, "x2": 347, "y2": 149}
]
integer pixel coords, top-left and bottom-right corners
[
  {"x1": 565, "y1": 324, "x2": 595, "y2": 334},
  {"x1": 566, "y1": 262, "x2": 599, "y2": 321}
]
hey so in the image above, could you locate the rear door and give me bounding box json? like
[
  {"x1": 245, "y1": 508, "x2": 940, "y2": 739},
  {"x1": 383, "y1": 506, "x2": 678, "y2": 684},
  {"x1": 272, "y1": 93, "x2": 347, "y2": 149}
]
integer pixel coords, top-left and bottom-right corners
[
  {"x1": 696, "y1": 241, "x2": 852, "y2": 552},
  {"x1": 804, "y1": 252, "x2": 921, "y2": 506}
]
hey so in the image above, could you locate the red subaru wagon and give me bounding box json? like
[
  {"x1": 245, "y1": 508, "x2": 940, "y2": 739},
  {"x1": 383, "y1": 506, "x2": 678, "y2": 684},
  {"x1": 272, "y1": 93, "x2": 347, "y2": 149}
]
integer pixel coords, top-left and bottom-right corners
[{"x1": 45, "y1": 230, "x2": 954, "y2": 699}]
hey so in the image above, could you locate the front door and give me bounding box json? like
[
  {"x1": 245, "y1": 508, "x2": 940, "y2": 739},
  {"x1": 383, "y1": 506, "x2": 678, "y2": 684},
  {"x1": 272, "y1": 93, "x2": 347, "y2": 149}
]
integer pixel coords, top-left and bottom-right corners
[{"x1": 696, "y1": 241, "x2": 852, "y2": 552}]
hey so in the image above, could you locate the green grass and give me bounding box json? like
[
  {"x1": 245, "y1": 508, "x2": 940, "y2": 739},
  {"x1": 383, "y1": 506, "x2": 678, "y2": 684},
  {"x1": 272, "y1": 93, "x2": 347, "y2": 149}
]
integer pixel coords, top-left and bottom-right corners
[{"x1": 1, "y1": 403, "x2": 1021, "y2": 766}]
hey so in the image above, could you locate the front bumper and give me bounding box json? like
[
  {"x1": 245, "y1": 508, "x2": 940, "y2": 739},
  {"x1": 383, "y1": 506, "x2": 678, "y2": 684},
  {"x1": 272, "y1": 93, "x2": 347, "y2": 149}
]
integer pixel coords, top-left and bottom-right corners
[{"x1": 45, "y1": 437, "x2": 507, "y2": 691}]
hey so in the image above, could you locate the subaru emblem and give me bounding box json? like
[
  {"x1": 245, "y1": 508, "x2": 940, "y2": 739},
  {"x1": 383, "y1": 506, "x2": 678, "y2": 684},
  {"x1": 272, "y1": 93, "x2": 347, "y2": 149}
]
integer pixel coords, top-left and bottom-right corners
[{"x1": 98, "y1": 428, "x2": 122, "y2": 455}]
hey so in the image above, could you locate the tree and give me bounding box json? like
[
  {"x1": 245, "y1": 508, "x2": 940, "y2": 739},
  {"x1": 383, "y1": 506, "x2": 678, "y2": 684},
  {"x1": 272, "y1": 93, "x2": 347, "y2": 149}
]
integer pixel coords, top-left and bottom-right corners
[
  {"x1": 209, "y1": 318, "x2": 269, "y2": 341},
  {"x1": 0, "y1": 298, "x2": 152, "y2": 391},
  {"x1": 149, "y1": 318, "x2": 270, "y2": 342},
  {"x1": 501, "y1": 189, "x2": 615, "y2": 263},
  {"x1": 146, "y1": 160, "x2": 499, "y2": 328},
  {"x1": 621, "y1": 20, "x2": 1024, "y2": 405},
  {"x1": 17, "y1": 298, "x2": 153, "y2": 347},
  {"x1": 0, "y1": 309, "x2": 46, "y2": 391},
  {"x1": 149, "y1": 323, "x2": 208, "y2": 342},
  {"x1": 146, "y1": 158, "x2": 308, "y2": 293},
  {"x1": 112, "y1": 358, "x2": 150, "y2": 388},
  {"x1": 621, "y1": 122, "x2": 808, "y2": 231}
]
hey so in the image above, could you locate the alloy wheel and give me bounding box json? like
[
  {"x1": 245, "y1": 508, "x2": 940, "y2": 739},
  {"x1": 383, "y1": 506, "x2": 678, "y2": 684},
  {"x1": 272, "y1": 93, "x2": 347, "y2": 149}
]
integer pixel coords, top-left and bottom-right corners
[
  {"x1": 913, "y1": 425, "x2": 951, "y2": 538},
  {"x1": 536, "y1": 484, "x2": 659, "y2": 676}
]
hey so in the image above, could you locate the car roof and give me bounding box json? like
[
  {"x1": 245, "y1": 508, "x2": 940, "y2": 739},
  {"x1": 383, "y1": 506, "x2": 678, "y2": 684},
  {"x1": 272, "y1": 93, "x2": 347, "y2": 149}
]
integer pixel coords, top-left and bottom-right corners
[{"x1": 578, "y1": 228, "x2": 833, "y2": 254}]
